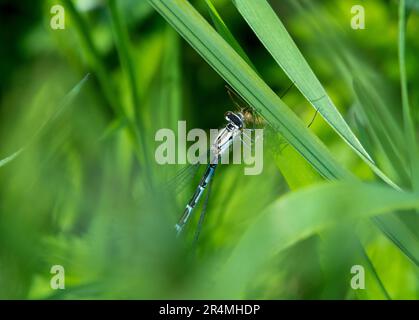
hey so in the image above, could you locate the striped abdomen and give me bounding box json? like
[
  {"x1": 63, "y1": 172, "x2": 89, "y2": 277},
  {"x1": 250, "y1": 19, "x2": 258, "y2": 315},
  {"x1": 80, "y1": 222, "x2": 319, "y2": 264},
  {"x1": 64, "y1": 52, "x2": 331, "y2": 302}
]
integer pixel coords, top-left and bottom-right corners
[{"x1": 175, "y1": 163, "x2": 217, "y2": 234}]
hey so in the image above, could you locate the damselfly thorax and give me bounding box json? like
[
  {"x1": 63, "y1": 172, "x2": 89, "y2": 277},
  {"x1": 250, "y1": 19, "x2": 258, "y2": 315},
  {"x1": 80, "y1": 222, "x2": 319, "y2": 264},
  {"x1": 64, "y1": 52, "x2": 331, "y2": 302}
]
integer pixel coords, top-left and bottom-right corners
[{"x1": 211, "y1": 111, "x2": 245, "y2": 160}]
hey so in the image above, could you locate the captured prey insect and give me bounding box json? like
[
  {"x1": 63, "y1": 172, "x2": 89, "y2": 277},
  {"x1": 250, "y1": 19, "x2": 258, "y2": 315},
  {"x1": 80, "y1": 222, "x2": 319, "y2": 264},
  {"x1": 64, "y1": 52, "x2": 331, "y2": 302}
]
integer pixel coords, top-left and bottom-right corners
[{"x1": 175, "y1": 110, "x2": 249, "y2": 235}]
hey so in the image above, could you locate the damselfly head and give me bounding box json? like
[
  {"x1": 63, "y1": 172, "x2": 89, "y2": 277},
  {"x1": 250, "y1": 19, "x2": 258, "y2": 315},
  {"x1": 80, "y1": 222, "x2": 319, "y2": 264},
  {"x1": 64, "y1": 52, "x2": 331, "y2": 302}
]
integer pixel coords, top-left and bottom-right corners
[{"x1": 225, "y1": 111, "x2": 245, "y2": 129}]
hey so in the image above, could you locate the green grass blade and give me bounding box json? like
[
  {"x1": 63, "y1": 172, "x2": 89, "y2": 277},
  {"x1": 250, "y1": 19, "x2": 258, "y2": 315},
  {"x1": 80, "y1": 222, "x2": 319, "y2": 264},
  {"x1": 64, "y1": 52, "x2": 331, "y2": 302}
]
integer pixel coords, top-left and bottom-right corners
[
  {"x1": 203, "y1": 0, "x2": 257, "y2": 72},
  {"x1": 65, "y1": 0, "x2": 154, "y2": 183},
  {"x1": 107, "y1": 0, "x2": 153, "y2": 186},
  {"x1": 161, "y1": 27, "x2": 182, "y2": 132},
  {"x1": 108, "y1": 0, "x2": 141, "y2": 123},
  {"x1": 372, "y1": 214, "x2": 419, "y2": 266},
  {"x1": 63, "y1": 0, "x2": 120, "y2": 116},
  {"x1": 230, "y1": 1, "x2": 376, "y2": 169},
  {"x1": 353, "y1": 78, "x2": 410, "y2": 186},
  {"x1": 272, "y1": 136, "x2": 323, "y2": 190},
  {"x1": 399, "y1": 0, "x2": 419, "y2": 191},
  {"x1": 283, "y1": 0, "x2": 405, "y2": 188},
  {"x1": 147, "y1": 0, "x2": 352, "y2": 181},
  {"x1": 319, "y1": 229, "x2": 391, "y2": 299},
  {"x1": 212, "y1": 181, "x2": 419, "y2": 297},
  {"x1": 357, "y1": 241, "x2": 392, "y2": 299},
  {"x1": 0, "y1": 149, "x2": 23, "y2": 168},
  {"x1": 0, "y1": 74, "x2": 90, "y2": 168}
]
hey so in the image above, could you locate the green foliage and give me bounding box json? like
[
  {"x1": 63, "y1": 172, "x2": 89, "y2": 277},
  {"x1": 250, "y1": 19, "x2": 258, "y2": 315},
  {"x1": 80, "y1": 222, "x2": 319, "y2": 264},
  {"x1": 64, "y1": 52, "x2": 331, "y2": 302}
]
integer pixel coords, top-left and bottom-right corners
[{"x1": 0, "y1": 0, "x2": 418, "y2": 299}]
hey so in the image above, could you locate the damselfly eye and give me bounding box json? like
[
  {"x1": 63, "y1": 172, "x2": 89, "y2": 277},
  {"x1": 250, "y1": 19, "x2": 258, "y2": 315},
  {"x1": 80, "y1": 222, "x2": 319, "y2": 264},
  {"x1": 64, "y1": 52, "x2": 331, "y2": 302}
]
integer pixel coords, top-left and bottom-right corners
[{"x1": 224, "y1": 111, "x2": 233, "y2": 121}]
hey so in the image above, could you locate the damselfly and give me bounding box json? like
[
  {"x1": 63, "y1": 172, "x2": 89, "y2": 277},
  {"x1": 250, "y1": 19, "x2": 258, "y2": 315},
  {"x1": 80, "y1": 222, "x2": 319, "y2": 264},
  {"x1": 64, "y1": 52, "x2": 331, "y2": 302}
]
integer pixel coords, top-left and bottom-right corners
[
  {"x1": 173, "y1": 84, "x2": 318, "y2": 239},
  {"x1": 175, "y1": 110, "x2": 249, "y2": 235}
]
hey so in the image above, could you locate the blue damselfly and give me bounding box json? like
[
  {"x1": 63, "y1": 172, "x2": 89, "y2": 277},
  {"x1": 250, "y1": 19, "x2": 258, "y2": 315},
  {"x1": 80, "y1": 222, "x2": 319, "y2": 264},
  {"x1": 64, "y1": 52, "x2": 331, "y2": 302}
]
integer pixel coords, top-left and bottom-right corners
[
  {"x1": 175, "y1": 110, "x2": 247, "y2": 235},
  {"x1": 173, "y1": 84, "x2": 318, "y2": 239}
]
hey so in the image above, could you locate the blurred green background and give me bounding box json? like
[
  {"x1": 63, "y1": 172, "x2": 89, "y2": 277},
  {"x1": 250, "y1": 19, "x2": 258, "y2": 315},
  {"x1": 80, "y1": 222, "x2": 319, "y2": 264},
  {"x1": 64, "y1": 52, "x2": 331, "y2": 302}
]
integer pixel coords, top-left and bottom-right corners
[{"x1": 0, "y1": 0, "x2": 418, "y2": 299}]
